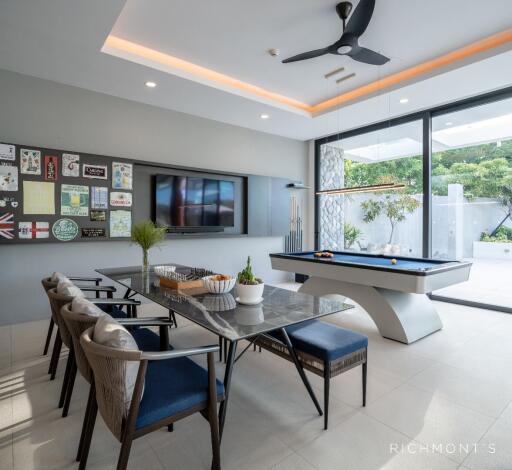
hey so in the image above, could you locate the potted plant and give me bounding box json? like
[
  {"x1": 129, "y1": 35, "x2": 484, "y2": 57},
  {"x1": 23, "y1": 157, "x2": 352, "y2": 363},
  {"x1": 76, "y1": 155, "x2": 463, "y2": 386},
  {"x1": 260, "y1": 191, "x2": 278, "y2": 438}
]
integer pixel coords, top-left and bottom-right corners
[
  {"x1": 131, "y1": 220, "x2": 167, "y2": 272},
  {"x1": 236, "y1": 256, "x2": 264, "y2": 304}
]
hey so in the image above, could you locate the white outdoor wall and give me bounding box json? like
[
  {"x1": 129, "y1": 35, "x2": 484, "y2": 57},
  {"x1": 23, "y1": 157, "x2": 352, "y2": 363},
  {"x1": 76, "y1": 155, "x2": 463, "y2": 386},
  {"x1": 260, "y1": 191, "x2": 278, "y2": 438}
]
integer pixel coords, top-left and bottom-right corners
[{"x1": 0, "y1": 69, "x2": 308, "y2": 325}]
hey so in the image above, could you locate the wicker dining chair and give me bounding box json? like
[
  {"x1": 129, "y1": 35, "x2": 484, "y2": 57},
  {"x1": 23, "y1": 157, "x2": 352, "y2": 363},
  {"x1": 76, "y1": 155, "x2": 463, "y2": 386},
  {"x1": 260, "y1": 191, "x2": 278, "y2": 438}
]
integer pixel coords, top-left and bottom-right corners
[
  {"x1": 60, "y1": 302, "x2": 173, "y2": 466},
  {"x1": 46, "y1": 286, "x2": 118, "y2": 416},
  {"x1": 40, "y1": 276, "x2": 102, "y2": 356},
  {"x1": 80, "y1": 327, "x2": 224, "y2": 470},
  {"x1": 42, "y1": 278, "x2": 116, "y2": 378}
]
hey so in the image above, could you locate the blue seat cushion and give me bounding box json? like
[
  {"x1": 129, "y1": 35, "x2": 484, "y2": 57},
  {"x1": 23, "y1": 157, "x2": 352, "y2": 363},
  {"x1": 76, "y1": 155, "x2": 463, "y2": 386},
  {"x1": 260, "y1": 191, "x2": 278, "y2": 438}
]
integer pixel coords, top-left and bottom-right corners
[
  {"x1": 132, "y1": 328, "x2": 166, "y2": 352},
  {"x1": 97, "y1": 304, "x2": 126, "y2": 319},
  {"x1": 136, "y1": 357, "x2": 224, "y2": 430},
  {"x1": 270, "y1": 320, "x2": 368, "y2": 362}
]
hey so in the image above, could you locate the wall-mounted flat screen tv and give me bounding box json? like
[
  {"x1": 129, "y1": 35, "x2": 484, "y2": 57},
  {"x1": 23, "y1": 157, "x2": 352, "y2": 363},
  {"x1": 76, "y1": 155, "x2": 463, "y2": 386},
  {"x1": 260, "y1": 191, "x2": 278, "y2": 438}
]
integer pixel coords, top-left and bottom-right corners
[{"x1": 155, "y1": 174, "x2": 235, "y2": 229}]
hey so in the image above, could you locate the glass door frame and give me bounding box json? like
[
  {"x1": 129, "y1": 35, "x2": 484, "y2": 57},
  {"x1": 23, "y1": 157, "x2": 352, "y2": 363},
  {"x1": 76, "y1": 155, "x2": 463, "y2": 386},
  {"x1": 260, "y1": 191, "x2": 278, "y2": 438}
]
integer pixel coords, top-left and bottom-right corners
[{"x1": 314, "y1": 85, "x2": 512, "y2": 313}]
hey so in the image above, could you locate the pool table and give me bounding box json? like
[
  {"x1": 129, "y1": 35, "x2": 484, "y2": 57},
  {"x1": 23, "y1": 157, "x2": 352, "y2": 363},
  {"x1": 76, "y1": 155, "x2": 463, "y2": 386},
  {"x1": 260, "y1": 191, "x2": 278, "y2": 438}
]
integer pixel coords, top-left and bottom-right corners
[{"x1": 270, "y1": 251, "x2": 472, "y2": 344}]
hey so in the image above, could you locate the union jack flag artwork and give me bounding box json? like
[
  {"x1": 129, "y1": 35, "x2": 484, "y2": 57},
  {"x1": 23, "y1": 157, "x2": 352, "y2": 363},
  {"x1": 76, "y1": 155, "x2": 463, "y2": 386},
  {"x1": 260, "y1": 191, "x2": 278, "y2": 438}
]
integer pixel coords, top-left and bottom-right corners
[{"x1": 0, "y1": 212, "x2": 14, "y2": 239}]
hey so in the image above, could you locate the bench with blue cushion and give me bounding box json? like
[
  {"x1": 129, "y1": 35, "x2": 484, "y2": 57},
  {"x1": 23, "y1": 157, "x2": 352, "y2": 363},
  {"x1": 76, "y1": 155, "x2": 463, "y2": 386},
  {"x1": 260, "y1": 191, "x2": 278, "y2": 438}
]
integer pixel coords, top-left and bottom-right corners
[{"x1": 258, "y1": 319, "x2": 368, "y2": 429}]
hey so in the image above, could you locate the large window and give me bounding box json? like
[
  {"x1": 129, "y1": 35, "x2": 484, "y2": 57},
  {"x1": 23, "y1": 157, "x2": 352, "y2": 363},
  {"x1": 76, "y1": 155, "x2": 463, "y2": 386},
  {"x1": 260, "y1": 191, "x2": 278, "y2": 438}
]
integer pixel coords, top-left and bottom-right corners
[
  {"x1": 431, "y1": 97, "x2": 512, "y2": 308},
  {"x1": 315, "y1": 88, "x2": 512, "y2": 312},
  {"x1": 318, "y1": 120, "x2": 424, "y2": 257}
]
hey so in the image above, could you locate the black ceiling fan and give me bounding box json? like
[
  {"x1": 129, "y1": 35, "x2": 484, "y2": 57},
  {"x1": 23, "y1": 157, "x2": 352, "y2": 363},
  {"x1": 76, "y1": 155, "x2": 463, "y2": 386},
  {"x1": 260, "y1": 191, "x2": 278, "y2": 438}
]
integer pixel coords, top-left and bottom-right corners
[{"x1": 282, "y1": 0, "x2": 389, "y2": 66}]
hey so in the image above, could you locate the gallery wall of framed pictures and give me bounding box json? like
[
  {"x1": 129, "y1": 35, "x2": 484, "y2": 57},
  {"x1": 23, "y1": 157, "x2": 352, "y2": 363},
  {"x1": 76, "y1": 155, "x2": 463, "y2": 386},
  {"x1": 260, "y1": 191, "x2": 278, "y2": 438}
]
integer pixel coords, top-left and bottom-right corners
[{"x1": 0, "y1": 141, "x2": 134, "y2": 244}]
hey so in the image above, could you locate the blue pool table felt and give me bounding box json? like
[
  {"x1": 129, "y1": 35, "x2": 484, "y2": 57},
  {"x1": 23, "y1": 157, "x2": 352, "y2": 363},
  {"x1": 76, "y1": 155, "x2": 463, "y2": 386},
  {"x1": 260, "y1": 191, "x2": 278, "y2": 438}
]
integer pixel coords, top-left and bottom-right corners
[{"x1": 297, "y1": 253, "x2": 440, "y2": 271}]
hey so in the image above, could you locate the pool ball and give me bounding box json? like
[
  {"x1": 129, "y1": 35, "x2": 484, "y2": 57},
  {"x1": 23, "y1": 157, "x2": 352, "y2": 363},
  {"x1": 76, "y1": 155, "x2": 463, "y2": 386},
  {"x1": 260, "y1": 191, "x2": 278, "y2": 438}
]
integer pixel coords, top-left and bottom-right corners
[{"x1": 391, "y1": 258, "x2": 397, "y2": 265}]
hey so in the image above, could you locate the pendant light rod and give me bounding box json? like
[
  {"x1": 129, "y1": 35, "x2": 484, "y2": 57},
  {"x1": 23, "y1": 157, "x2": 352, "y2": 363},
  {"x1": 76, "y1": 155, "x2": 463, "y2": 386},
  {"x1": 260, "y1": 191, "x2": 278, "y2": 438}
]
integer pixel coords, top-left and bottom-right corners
[{"x1": 316, "y1": 183, "x2": 406, "y2": 196}]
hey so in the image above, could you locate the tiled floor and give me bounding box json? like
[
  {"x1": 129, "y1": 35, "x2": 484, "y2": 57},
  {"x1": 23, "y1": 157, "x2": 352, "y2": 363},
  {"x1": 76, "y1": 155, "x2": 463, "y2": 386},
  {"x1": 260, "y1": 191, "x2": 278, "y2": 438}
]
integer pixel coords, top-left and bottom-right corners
[
  {"x1": 434, "y1": 258, "x2": 512, "y2": 308},
  {"x1": 1, "y1": 288, "x2": 512, "y2": 469}
]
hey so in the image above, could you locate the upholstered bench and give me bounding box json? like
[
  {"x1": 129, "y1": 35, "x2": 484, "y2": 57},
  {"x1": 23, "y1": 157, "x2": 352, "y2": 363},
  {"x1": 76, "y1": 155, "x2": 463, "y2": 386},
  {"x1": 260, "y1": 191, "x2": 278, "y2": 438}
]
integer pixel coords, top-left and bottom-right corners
[{"x1": 256, "y1": 320, "x2": 368, "y2": 429}]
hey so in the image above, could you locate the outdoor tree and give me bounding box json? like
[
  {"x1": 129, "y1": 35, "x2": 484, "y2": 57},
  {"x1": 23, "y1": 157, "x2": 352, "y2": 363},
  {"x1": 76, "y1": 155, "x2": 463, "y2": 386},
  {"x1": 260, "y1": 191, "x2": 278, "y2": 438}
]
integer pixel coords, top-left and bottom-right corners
[
  {"x1": 343, "y1": 222, "x2": 363, "y2": 249},
  {"x1": 361, "y1": 194, "x2": 420, "y2": 244}
]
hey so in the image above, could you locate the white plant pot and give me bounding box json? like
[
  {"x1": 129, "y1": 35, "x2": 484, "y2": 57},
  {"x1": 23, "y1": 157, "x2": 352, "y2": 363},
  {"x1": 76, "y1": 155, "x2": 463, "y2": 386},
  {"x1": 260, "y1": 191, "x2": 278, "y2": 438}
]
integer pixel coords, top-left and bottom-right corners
[{"x1": 236, "y1": 282, "x2": 264, "y2": 304}]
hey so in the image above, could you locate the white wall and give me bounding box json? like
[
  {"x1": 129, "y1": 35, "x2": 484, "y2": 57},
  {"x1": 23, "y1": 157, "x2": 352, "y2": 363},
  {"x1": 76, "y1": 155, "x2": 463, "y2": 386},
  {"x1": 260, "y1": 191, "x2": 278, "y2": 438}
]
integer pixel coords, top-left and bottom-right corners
[{"x1": 0, "y1": 69, "x2": 308, "y2": 325}]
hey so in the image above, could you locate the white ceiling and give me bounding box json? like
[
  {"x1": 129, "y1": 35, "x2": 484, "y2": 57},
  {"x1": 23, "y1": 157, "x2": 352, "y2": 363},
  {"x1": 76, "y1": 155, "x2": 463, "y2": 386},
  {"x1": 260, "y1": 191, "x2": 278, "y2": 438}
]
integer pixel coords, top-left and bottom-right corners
[
  {"x1": 111, "y1": 0, "x2": 512, "y2": 104},
  {"x1": 0, "y1": 0, "x2": 511, "y2": 141}
]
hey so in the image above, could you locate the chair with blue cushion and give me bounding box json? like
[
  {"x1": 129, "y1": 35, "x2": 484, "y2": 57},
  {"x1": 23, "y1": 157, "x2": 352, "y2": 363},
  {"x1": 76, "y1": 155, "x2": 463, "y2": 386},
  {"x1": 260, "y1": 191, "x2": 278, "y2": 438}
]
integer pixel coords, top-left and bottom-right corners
[
  {"x1": 80, "y1": 326, "x2": 223, "y2": 470},
  {"x1": 43, "y1": 279, "x2": 120, "y2": 379},
  {"x1": 46, "y1": 287, "x2": 144, "y2": 417},
  {"x1": 257, "y1": 319, "x2": 368, "y2": 430},
  {"x1": 41, "y1": 275, "x2": 105, "y2": 355},
  {"x1": 61, "y1": 303, "x2": 173, "y2": 467}
]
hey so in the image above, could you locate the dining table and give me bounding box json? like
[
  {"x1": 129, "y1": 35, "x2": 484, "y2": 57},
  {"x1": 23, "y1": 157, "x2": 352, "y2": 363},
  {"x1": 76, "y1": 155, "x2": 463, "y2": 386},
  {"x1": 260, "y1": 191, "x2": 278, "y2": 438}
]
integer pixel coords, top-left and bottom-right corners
[{"x1": 96, "y1": 263, "x2": 353, "y2": 439}]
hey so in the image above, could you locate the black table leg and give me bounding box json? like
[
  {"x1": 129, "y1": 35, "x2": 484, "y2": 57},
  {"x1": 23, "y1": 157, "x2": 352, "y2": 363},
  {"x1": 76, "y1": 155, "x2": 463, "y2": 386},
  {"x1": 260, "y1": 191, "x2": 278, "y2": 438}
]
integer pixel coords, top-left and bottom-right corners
[
  {"x1": 218, "y1": 339, "x2": 237, "y2": 440},
  {"x1": 280, "y1": 328, "x2": 323, "y2": 416},
  {"x1": 123, "y1": 288, "x2": 132, "y2": 299},
  {"x1": 159, "y1": 325, "x2": 170, "y2": 351}
]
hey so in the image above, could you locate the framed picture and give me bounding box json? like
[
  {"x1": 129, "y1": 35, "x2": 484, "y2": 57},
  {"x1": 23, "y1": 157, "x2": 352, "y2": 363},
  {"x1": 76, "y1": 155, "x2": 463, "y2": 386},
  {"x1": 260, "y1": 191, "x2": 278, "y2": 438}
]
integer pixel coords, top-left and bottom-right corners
[
  {"x1": 83, "y1": 164, "x2": 107, "y2": 180},
  {"x1": 20, "y1": 149, "x2": 41, "y2": 175},
  {"x1": 112, "y1": 162, "x2": 133, "y2": 190},
  {"x1": 62, "y1": 154, "x2": 80, "y2": 177}
]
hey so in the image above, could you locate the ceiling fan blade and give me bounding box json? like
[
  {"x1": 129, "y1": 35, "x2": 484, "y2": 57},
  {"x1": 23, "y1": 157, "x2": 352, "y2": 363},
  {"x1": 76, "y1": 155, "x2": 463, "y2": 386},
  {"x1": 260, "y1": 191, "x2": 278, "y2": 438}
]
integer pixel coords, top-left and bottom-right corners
[
  {"x1": 282, "y1": 47, "x2": 330, "y2": 63},
  {"x1": 344, "y1": 0, "x2": 375, "y2": 37},
  {"x1": 349, "y1": 46, "x2": 389, "y2": 65}
]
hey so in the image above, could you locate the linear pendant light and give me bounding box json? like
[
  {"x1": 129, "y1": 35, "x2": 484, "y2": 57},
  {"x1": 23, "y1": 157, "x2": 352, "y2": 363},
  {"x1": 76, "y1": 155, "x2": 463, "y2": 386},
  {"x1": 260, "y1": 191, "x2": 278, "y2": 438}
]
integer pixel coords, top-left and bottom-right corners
[{"x1": 316, "y1": 183, "x2": 406, "y2": 196}]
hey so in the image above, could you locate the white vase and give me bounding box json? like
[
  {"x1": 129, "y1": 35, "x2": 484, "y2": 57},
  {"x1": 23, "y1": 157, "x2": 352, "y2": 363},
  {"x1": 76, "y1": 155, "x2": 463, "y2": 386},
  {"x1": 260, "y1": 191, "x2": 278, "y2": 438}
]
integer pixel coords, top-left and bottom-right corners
[{"x1": 236, "y1": 282, "x2": 264, "y2": 304}]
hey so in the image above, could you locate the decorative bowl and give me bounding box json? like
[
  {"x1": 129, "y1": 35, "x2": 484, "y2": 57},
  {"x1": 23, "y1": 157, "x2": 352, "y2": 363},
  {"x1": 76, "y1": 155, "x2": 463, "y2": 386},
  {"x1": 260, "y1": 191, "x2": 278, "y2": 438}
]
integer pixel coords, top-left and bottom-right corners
[
  {"x1": 202, "y1": 275, "x2": 236, "y2": 294},
  {"x1": 202, "y1": 293, "x2": 237, "y2": 312}
]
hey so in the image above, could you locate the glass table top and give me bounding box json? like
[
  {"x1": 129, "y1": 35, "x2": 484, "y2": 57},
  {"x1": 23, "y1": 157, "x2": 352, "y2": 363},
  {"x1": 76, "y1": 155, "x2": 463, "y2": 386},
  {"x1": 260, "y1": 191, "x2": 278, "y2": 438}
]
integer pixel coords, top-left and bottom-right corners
[{"x1": 97, "y1": 264, "x2": 353, "y2": 341}]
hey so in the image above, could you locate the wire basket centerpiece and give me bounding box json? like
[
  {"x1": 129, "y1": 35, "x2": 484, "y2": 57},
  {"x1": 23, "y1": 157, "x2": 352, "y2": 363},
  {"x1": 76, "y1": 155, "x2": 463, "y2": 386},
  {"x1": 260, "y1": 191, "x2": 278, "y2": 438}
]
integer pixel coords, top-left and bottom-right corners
[{"x1": 157, "y1": 266, "x2": 215, "y2": 290}]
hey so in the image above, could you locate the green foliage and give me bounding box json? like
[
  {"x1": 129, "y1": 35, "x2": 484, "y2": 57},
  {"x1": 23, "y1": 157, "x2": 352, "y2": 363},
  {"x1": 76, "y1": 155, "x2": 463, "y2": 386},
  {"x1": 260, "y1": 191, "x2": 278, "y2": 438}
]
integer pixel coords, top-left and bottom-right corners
[
  {"x1": 480, "y1": 226, "x2": 512, "y2": 243},
  {"x1": 499, "y1": 184, "x2": 512, "y2": 217},
  {"x1": 131, "y1": 220, "x2": 167, "y2": 252},
  {"x1": 343, "y1": 139, "x2": 512, "y2": 199},
  {"x1": 343, "y1": 222, "x2": 363, "y2": 249},
  {"x1": 237, "y1": 256, "x2": 262, "y2": 285},
  {"x1": 361, "y1": 199, "x2": 381, "y2": 223},
  {"x1": 361, "y1": 194, "x2": 420, "y2": 244}
]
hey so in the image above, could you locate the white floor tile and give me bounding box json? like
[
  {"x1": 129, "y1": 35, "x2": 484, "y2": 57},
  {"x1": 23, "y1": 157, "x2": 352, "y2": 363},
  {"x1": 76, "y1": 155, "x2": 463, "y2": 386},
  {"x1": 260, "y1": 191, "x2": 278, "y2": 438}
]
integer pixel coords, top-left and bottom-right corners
[
  {"x1": 11, "y1": 320, "x2": 49, "y2": 364},
  {"x1": 296, "y1": 412, "x2": 457, "y2": 470},
  {"x1": 364, "y1": 383, "x2": 494, "y2": 463},
  {"x1": 463, "y1": 419, "x2": 512, "y2": 470},
  {"x1": 269, "y1": 452, "x2": 317, "y2": 470},
  {"x1": 408, "y1": 363, "x2": 512, "y2": 418},
  {"x1": 2, "y1": 299, "x2": 512, "y2": 469}
]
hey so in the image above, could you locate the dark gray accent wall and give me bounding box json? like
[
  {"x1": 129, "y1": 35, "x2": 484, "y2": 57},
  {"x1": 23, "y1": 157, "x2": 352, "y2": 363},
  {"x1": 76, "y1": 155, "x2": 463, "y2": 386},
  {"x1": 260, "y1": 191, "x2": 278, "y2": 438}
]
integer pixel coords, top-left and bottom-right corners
[{"x1": 0, "y1": 69, "x2": 308, "y2": 326}]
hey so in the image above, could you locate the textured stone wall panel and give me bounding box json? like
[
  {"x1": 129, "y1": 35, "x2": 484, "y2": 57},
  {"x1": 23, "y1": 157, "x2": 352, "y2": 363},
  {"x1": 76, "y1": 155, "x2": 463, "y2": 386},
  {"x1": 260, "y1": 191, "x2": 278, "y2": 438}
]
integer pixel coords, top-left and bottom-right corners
[{"x1": 319, "y1": 145, "x2": 345, "y2": 250}]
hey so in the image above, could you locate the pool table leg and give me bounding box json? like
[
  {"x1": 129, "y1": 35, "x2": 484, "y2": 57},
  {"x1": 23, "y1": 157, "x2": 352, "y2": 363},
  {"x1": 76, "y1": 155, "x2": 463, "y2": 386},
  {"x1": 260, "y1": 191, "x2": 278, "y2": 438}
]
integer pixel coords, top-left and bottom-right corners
[{"x1": 299, "y1": 277, "x2": 443, "y2": 344}]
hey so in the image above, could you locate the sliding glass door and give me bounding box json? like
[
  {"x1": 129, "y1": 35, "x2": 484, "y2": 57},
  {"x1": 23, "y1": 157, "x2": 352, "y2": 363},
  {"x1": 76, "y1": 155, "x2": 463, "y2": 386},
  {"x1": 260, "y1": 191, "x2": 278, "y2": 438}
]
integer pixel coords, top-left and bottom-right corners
[
  {"x1": 317, "y1": 120, "x2": 424, "y2": 257},
  {"x1": 315, "y1": 87, "x2": 512, "y2": 312},
  {"x1": 431, "y1": 97, "x2": 512, "y2": 308}
]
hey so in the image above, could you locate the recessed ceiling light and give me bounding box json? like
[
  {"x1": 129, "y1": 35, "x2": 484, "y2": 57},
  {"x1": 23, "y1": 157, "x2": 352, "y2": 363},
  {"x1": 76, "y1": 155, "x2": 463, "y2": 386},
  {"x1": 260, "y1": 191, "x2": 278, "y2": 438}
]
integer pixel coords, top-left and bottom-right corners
[
  {"x1": 145, "y1": 81, "x2": 157, "y2": 88},
  {"x1": 445, "y1": 121, "x2": 453, "y2": 126},
  {"x1": 260, "y1": 114, "x2": 270, "y2": 119},
  {"x1": 399, "y1": 98, "x2": 409, "y2": 104}
]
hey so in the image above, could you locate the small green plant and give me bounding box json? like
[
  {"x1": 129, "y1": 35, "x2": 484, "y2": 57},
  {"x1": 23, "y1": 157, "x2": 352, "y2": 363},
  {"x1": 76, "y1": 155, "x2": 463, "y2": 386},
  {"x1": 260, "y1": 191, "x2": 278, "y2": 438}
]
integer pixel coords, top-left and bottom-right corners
[
  {"x1": 131, "y1": 220, "x2": 167, "y2": 269},
  {"x1": 344, "y1": 222, "x2": 362, "y2": 249},
  {"x1": 237, "y1": 256, "x2": 263, "y2": 285},
  {"x1": 480, "y1": 226, "x2": 512, "y2": 243}
]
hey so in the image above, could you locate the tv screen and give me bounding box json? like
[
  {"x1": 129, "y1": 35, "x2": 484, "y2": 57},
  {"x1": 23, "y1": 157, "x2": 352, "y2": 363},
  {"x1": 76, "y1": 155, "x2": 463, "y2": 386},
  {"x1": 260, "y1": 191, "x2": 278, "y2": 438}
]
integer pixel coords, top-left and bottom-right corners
[{"x1": 155, "y1": 174, "x2": 235, "y2": 228}]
